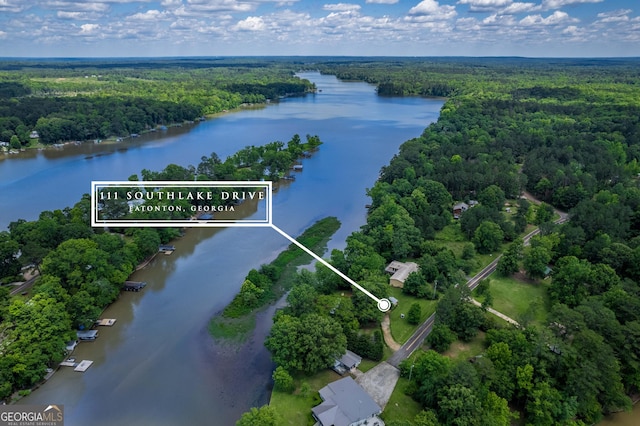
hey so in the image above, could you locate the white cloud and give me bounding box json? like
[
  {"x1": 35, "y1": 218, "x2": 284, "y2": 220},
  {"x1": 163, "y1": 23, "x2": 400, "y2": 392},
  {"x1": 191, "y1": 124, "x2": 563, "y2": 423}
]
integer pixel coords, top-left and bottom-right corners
[
  {"x1": 0, "y1": 30, "x2": 6, "y2": 38},
  {"x1": 57, "y1": 11, "x2": 101, "y2": 19},
  {"x1": 0, "y1": 0, "x2": 28, "y2": 12},
  {"x1": 185, "y1": 0, "x2": 255, "y2": 12},
  {"x1": 520, "y1": 10, "x2": 576, "y2": 26},
  {"x1": 596, "y1": 9, "x2": 631, "y2": 23},
  {"x1": 482, "y1": 13, "x2": 516, "y2": 26},
  {"x1": 457, "y1": 0, "x2": 512, "y2": 12},
  {"x1": 541, "y1": 0, "x2": 602, "y2": 10},
  {"x1": 365, "y1": 0, "x2": 399, "y2": 4},
  {"x1": 500, "y1": 2, "x2": 538, "y2": 14},
  {"x1": 127, "y1": 10, "x2": 170, "y2": 21},
  {"x1": 234, "y1": 16, "x2": 266, "y2": 31},
  {"x1": 161, "y1": 0, "x2": 182, "y2": 6},
  {"x1": 409, "y1": 0, "x2": 457, "y2": 19},
  {"x1": 43, "y1": 1, "x2": 110, "y2": 12},
  {"x1": 323, "y1": 3, "x2": 361, "y2": 12},
  {"x1": 79, "y1": 23, "x2": 100, "y2": 34}
]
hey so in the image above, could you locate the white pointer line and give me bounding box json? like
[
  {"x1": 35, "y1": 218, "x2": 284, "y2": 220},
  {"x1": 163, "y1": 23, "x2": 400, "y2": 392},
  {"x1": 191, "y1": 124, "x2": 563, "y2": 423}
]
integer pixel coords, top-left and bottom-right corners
[{"x1": 271, "y1": 224, "x2": 391, "y2": 312}]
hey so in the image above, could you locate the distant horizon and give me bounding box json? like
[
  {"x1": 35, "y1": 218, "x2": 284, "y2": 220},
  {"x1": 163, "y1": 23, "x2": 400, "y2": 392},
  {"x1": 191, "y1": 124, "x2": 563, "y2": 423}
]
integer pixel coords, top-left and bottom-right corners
[
  {"x1": 0, "y1": 1, "x2": 637, "y2": 58},
  {"x1": 1, "y1": 55, "x2": 639, "y2": 60}
]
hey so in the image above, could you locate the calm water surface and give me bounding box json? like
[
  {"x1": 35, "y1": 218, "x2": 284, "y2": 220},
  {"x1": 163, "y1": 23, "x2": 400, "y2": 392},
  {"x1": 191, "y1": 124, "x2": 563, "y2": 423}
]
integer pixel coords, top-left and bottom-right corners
[{"x1": 14, "y1": 73, "x2": 444, "y2": 425}]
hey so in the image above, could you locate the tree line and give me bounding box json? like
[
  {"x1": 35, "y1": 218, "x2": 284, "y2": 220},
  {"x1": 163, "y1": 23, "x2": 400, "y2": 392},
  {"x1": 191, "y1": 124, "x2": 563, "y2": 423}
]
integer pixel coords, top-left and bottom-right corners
[
  {"x1": 0, "y1": 59, "x2": 315, "y2": 146},
  {"x1": 246, "y1": 58, "x2": 640, "y2": 425}
]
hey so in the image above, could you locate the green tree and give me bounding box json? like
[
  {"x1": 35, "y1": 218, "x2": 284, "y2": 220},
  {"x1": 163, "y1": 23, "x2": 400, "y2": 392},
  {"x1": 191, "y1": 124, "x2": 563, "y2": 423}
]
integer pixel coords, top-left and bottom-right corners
[
  {"x1": 436, "y1": 286, "x2": 484, "y2": 341},
  {"x1": 534, "y1": 202, "x2": 554, "y2": 225},
  {"x1": 40, "y1": 238, "x2": 124, "y2": 293},
  {"x1": 427, "y1": 324, "x2": 456, "y2": 353},
  {"x1": 286, "y1": 282, "x2": 317, "y2": 317},
  {"x1": 9, "y1": 134, "x2": 21, "y2": 150},
  {"x1": 548, "y1": 256, "x2": 591, "y2": 307},
  {"x1": 523, "y1": 245, "x2": 551, "y2": 280},
  {"x1": 496, "y1": 238, "x2": 523, "y2": 276},
  {"x1": 68, "y1": 290, "x2": 101, "y2": 329},
  {"x1": 437, "y1": 384, "x2": 482, "y2": 426},
  {"x1": 265, "y1": 313, "x2": 346, "y2": 374},
  {"x1": 272, "y1": 366, "x2": 294, "y2": 393},
  {"x1": 478, "y1": 184, "x2": 505, "y2": 211},
  {"x1": 0, "y1": 231, "x2": 21, "y2": 280},
  {"x1": 472, "y1": 221, "x2": 504, "y2": 254},
  {"x1": 403, "y1": 271, "x2": 430, "y2": 298},
  {"x1": 408, "y1": 302, "x2": 422, "y2": 325},
  {"x1": 236, "y1": 405, "x2": 280, "y2": 426}
]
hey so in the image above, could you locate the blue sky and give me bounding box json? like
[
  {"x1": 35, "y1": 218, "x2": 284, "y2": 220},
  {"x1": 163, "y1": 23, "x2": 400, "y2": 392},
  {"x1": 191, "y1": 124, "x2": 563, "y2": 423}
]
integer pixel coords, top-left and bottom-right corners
[{"x1": 0, "y1": 0, "x2": 637, "y2": 57}]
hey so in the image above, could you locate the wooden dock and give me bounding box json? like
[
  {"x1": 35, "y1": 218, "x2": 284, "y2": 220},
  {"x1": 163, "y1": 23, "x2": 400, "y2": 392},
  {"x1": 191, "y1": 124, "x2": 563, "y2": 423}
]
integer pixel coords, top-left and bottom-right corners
[
  {"x1": 74, "y1": 360, "x2": 93, "y2": 372},
  {"x1": 95, "y1": 318, "x2": 116, "y2": 326}
]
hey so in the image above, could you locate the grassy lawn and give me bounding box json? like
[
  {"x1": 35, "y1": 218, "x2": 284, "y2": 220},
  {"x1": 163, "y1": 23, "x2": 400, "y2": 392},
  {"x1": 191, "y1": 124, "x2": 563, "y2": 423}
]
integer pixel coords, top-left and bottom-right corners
[
  {"x1": 270, "y1": 370, "x2": 343, "y2": 426},
  {"x1": 434, "y1": 223, "x2": 468, "y2": 259},
  {"x1": 474, "y1": 272, "x2": 549, "y2": 325},
  {"x1": 434, "y1": 223, "x2": 505, "y2": 275},
  {"x1": 358, "y1": 359, "x2": 378, "y2": 373},
  {"x1": 380, "y1": 377, "x2": 424, "y2": 423},
  {"x1": 388, "y1": 287, "x2": 438, "y2": 345},
  {"x1": 442, "y1": 331, "x2": 487, "y2": 362}
]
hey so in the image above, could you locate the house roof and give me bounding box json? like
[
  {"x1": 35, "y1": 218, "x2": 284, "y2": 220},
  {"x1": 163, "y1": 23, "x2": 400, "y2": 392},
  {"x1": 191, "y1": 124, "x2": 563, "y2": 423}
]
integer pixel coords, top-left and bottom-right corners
[
  {"x1": 312, "y1": 376, "x2": 381, "y2": 426},
  {"x1": 385, "y1": 261, "x2": 419, "y2": 283},
  {"x1": 338, "y1": 350, "x2": 362, "y2": 369},
  {"x1": 453, "y1": 202, "x2": 469, "y2": 210}
]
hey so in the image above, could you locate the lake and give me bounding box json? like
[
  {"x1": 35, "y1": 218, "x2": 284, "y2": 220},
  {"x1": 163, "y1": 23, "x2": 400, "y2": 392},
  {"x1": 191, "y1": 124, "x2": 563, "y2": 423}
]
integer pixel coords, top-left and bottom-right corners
[{"x1": 13, "y1": 72, "x2": 444, "y2": 425}]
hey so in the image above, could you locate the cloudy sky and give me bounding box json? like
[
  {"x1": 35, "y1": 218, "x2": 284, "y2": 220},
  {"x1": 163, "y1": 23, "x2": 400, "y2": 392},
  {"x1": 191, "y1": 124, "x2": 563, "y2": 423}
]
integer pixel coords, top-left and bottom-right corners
[{"x1": 0, "y1": 0, "x2": 637, "y2": 57}]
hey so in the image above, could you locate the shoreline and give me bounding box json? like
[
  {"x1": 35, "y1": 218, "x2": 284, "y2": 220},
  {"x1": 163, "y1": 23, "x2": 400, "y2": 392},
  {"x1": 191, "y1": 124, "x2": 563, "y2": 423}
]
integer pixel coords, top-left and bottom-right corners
[{"x1": 0, "y1": 101, "x2": 275, "y2": 158}]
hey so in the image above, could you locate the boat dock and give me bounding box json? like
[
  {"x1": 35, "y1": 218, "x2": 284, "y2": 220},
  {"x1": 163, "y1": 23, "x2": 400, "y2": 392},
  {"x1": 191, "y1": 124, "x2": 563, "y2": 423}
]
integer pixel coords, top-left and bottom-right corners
[
  {"x1": 95, "y1": 318, "x2": 116, "y2": 326},
  {"x1": 159, "y1": 245, "x2": 175, "y2": 254},
  {"x1": 74, "y1": 360, "x2": 94, "y2": 372},
  {"x1": 124, "y1": 281, "x2": 147, "y2": 292},
  {"x1": 59, "y1": 358, "x2": 94, "y2": 372}
]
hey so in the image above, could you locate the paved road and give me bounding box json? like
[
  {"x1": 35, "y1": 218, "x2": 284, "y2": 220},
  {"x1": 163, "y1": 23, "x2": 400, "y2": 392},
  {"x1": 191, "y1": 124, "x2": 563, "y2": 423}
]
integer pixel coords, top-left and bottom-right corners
[{"x1": 387, "y1": 312, "x2": 435, "y2": 367}]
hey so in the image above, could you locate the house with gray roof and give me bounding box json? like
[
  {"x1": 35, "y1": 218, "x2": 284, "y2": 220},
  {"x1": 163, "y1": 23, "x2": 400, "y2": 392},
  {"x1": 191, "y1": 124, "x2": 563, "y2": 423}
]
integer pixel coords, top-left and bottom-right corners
[
  {"x1": 332, "y1": 350, "x2": 362, "y2": 375},
  {"x1": 312, "y1": 376, "x2": 382, "y2": 426},
  {"x1": 385, "y1": 261, "x2": 419, "y2": 288}
]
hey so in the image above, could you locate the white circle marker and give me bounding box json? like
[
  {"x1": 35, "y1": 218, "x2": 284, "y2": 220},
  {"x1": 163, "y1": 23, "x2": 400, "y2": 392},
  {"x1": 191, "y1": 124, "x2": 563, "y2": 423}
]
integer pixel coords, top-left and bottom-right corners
[{"x1": 377, "y1": 298, "x2": 392, "y2": 312}]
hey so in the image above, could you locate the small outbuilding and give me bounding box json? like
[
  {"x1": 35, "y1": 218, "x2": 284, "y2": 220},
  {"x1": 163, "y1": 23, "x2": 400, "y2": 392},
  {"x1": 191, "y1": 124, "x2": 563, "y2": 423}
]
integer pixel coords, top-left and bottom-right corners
[{"x1": 332, "y1": 350, "x2": 362, "y2": 375}]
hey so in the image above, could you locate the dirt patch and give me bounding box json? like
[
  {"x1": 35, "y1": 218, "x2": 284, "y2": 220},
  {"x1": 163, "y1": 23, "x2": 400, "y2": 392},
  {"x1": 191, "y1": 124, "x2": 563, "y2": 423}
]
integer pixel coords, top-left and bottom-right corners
[
  {"x1": 512, "y1": 270, "x2": 540, "y2": 285},
  {"x1": 381, "y1": 313, "x2": 401, "y2": 351}
]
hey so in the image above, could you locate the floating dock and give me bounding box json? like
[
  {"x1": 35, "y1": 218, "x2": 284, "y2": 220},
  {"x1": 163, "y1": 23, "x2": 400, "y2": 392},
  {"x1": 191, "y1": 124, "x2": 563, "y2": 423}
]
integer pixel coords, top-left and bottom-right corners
[
  {"x1": 124, "y1": 281, "x2": 147, "y2": 292},
  {"x1": 74, "y1": 360, "x2": 93, "y2": 372},
  {"x1": 158, "y1": 245, "x2": 175, "y2": 254},
  {"x1": 95, "y1": 318, "x2": 116, "y2": 326}
]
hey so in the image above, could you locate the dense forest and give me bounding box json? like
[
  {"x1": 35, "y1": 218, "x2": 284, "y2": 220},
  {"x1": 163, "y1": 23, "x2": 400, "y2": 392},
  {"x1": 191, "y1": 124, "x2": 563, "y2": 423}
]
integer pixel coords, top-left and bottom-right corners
[
  {"x1": 0, "y1": 58, "x2": 314, "y2": 146},
  {"x1": 243, "y1": 58, "x2": 640, "y2": 426}
]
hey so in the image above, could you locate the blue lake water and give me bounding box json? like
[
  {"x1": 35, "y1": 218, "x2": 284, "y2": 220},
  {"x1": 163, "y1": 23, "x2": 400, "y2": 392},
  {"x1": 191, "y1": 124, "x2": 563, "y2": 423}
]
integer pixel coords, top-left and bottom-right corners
[{"x1": 13, "y1": 72, "x2": 444, "y2": 425}]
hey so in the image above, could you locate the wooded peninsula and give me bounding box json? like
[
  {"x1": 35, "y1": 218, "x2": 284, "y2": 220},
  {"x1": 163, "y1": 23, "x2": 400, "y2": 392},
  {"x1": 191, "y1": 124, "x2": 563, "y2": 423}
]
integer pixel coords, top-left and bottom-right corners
[{"x1": 1, "y1": 57, "x2": 640, "y2": 426}]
